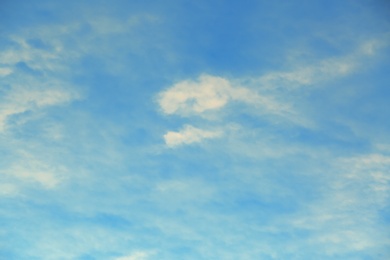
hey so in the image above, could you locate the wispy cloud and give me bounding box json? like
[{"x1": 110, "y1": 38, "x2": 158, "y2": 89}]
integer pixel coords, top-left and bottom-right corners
[
  {"x1": 282, "y1": 153, "x2": 390, "y2": 255},
  {"x1": 0, "y1": 22, "x2": 84, "y2": 133},
  {"x1": 255, "y1": 39, "x2": 387, "y2": 91},
  {"x1": 164, "y1": 125, "x2": 222, "y2": 147},
  {"x1": 114, "y1": 251, "x2": 153, "y2": 260},
  {"x1": 1, "y1": 151, "x2": 67, "y2": 189},
  {"x1": 0, "y1": 83, "x2": 79, "y2": 132},
  {"x1": 0, "y1": 67, "x2": 13, "y2": 77},
  {"x1": 340, "y1": 153, "x2": 390, "y2": 206}
]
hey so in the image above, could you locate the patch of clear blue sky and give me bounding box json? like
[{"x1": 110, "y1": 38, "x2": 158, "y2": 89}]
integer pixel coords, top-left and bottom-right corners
[{"x1": 0, "y1": 0, "x2": 390, "y2": 259}]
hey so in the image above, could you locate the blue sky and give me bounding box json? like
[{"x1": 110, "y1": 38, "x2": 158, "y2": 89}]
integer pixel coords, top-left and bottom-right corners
[{"x1": 1, "y1": 0, "x2": 390, "y2": 259}]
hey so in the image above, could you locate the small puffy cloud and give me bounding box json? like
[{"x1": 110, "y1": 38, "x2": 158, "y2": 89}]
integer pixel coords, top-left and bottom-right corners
[
  {"x1": 158, "y1": 74, "x2": 289, "y2": 119},
  {"x1": 164, "y1": 125, "x2": 222, "y2": 147},
  {"x1": 158, "y1": 74, "x2": 232, "y2": 115},
  {"x1": 158, "y1": 74, "x2": 274, "y2": 116}
]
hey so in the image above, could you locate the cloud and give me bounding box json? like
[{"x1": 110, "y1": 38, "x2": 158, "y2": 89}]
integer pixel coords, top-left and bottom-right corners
[
  {"x1": 157, "y1": 38, "x2": 389, "y2": 148},
  {"x1": 284, "y1": 153, "x2": 390, "y2": 254},
  {"x1": 115, "y1": 251, "x2": 152, "y2": 260},
  {"x1": 9, "y1": 166, "x2": 61, "y2": 189},
  {"x1": 158, "y1": 74, "x2": 286, "y2": 116},
  {"x1": 164, "y1": 125, "x2": 222, "y2": 147},
  {"x1": 0, "y1": 35, "x2": 69, "y2": 73},
  {"x1": 339, "y1": 154, "x2": 390, "y2": 205},
  {"x1": 157, "y1": 74, "x2": 295, "y2": 128},
  {"x1": 158, "y1": 39, "x2": 387, "y2": 117},
  {"x1": 0, "y1": 67, "x2": 13, "y2": 77},
  {"x1": 0, "y1": 84, "x2": 79, "y2": 132},
  {"x1": 2, "y1": 152, "x2": 66, "y2": 189},
  {"x1": 256, "y1": 39, "x2": 387, "y2": 91},
  {"x1": 158, "y1": 74, "x2": 232, "y2": 115},
  {"x1": 0, "y1": 25, "x2": 83, "y2": 133},
  {"x1": 257, "y1": 58, "x2": 354, "y2": 90}
]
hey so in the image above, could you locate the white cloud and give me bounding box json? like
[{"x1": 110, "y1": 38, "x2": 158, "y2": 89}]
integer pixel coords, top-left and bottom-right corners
[
  {"x1": 157, "y1": 74, "x2": 301, "y2": 147},
  {"x1": 0, "y1": 67, "x2": 13, "y2": 77},
  {"x1": 114, "y1": 251, "x2": 152, "y2": 260},
  {"x1": 0, "y1": 84, "x2": 79, "y2": 132},
  {"x1": 159, "y1": 39, "x2": 388, "y2": 117},
  {"x1": 157, "y1": 38, "x2": 388, "y2": 148},
  {"x1": 257, "y1": 60, "x2": 354, "y2": 92},
  {"x1": 0, "y1": 26, "x2": 83, "y2": 133},
  {"x1": 159, "y1": 75, "x2": 264, "y2": 114},
  {"x1": 258, "y1": 57, "x2": 355, "y2": 90},
  {"x1": 158, "y1": 74, "x2": 290, "y2": 118},
  {"x1": 284, "y1": 153, "x2": 390, "y2": 254},
  {"x1": 340, "y1": 154, "x2": 390, "y2": 204},
  {"x1": 257, "y1": 39, "x2": 386, "y2": 91},
  {"x1": 164, "y1": 125, "x2": 222, "y2": 147},
  {"x1": 0, "y1": 35, "x2": 68, "y2": 73},
  {"x1": 158, "y1": 39, "x2": 387, "y2": 118},
  {"x1": 158, "y1": 74, "x2": 232, "y2": 115},
  {"x1": 2, "y1": 152, "x2": 66, "y2": 189},
  {"x1": 10, "y1": 167, "x2": 61, "y2": 189}
]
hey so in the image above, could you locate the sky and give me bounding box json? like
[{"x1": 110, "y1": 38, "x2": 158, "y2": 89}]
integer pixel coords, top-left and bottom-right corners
[{"x1": 0, "y1": 0, "x2": 390, "y2": 259}]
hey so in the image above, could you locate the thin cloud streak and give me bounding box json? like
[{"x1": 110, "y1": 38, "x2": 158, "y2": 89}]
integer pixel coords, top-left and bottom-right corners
[
  {"x1": 115, "y1": 251, "x2": 153, "y2": 260},
  {"x1": 255, "y1": 39, "x2": 388, "y2": 91},
  {"x1": 164, "y1": 125, "x2": 222, "y2": 147}
]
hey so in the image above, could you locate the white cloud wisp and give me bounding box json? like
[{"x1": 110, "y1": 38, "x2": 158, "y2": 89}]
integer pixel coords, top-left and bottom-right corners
[
  {"x1": 164, "y1": 125, "x2": 222, "y2": 147},
  {"x1": 0, "y1": 85, "x2": 79, "y2": 132},
  {"x1": 256, "y1": 39, "x2": 387, "y2": 91}
]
